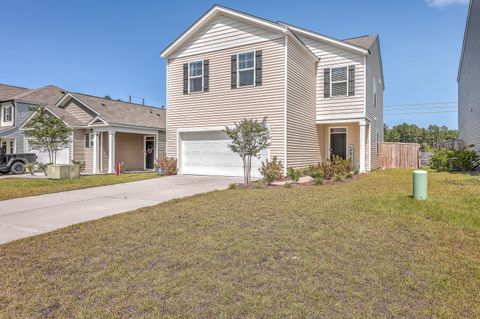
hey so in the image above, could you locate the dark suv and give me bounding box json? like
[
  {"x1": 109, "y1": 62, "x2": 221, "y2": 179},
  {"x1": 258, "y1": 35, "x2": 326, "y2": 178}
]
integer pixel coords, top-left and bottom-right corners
[{"x1": 0, "y1": 146, "x2": 37, "y2": 174}]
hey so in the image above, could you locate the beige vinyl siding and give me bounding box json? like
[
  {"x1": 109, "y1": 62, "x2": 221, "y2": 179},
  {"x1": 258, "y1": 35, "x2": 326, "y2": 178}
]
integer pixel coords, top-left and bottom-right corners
[
  {"x1": 167, "y1": 38, "x2": 287, "y2": 165},
  {"x1": 317, "y1": 122, "x2": 360, "y2": 165},
  {"x1": 157, "y1": 130, "x2": 166, "y2": 156},
  {"x1": 63, "y1": 99, "x2": 96, "y2": 125},
  {"x1": 172, "y1": 14, "x2": 282, "y2": 58},
  {"x1": 286, "y1": 38, "x2": 320, "y2": 168},
  {"x1": 365, "y1": 39, "x2": 384, "y2": 170},
  {"x1": 115, "y1": 133, "x2": 144, "y2": 171},
  {"x1": 297, "y1": 35, "x2": 365, "y2": 121},
  {"x1": 459, "y1": 0, "x2": 480, "y2": 149},
  {"x1": 73, "y1": 129, "x2": 93, "y2": 173}
]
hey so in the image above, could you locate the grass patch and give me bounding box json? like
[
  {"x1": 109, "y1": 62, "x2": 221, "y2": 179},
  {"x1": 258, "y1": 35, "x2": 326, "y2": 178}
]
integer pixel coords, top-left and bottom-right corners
[
  {"x1": 1, "y1": 169, "x2": 480, "y2": 317},
  {"x1": 0, "y1": 173, "x2": 158, "y2": 201}
]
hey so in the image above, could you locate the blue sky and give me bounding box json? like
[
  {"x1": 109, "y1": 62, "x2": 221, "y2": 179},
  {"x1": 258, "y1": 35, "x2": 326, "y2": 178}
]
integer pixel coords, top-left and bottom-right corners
[{"x1": 0, "y1": 0, "x2": 468, "y2": 129}]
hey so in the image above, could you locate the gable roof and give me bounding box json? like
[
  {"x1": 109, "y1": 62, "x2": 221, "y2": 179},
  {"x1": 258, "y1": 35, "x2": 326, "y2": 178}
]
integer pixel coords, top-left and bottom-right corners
[
  {"x1": 0, "y1": 83, "x2": 165, "y2": 130},
  {"x1": 161, "y1": 5, "x2": 371, "y2": 58},
  {"x1": 0, "y1": 84, "x2": 32, "y2": 102},
  {"x1": 344, "y1": 34, "x2": 378, "y2": 50}
]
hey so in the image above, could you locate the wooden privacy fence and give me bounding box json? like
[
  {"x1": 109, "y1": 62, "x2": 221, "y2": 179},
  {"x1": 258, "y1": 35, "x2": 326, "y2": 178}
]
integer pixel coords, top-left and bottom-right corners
[{"x1": 380, "y1": 142, "x2": 420, "y2": 169}]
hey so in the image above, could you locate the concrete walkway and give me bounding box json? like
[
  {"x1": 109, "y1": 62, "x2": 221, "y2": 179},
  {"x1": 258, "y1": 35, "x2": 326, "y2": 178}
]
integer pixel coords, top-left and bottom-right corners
[{"x1": 0, "y1": 175, "x2": 240, "y2": 244}]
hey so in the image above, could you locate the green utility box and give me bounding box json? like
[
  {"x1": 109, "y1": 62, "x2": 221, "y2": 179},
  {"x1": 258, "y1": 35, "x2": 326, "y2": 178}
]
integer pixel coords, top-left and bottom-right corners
[{"x1": 413, "y1": 170, "x2": 428, "y2": 200}]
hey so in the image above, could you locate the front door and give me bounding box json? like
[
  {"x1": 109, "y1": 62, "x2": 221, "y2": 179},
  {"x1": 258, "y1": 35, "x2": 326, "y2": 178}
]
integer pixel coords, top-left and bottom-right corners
[
  {"x1": 330, "y1": 129, "x2": 347, "y2": 160},
  {"x1": 145, "y1": 137, "x2": 155, "y2": 170}
]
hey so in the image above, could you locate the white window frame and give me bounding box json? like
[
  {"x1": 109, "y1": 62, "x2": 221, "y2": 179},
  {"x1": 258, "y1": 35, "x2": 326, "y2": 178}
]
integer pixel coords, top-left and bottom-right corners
[
  {"x1": 188, "y1": 60, "x2": 204, "y2": 93},
  {"x1": 330, "y1": 66, "x2": 349, "y2": 97},
  {"x1": 1, "y1": 105, "x2": 14, "y2": 126},
  {"x1": 85, "y1": 133, "x2": 94, "y2": 148},
  {"x1": 237, "y1": 50, "x2": 256, "y2": 88},
  {"x1": 328, "y1": 126, "x2": 348, "y2": 160}
]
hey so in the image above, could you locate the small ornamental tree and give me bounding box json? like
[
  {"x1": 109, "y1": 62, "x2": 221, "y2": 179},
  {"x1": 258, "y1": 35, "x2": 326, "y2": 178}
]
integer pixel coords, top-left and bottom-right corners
[
  {"x1": 225, "y1": 118, "x2": 270, "y2": 185},
  {"x1": 29, "y1": 106, "x2": 72, "y2": 164}
]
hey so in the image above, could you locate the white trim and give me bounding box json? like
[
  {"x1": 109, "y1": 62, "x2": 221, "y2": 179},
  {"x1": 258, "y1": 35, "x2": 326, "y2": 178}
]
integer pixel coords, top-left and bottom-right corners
[
  {"x1": 187, "y1": 60, "x2": 204, "y2": 93},
  {"x1": 92, "y1": 130, "x2": 98, "y2": 174},
  {"x1": 359, "y1": 123, "x2": 367, "y2": 173},
  {"x1": 367, "y1": 124, "x2": 372, "y2": 172},
  {"x1": 160, "y1": 5, "x2": 286, "y2": 58},
  {"x1": 328, "y1": 126, "x2": 348, "y2": 160},
  {"x1": 87, "y1": 116, "x2": 108, "y2": 126},
  {"x1": 93, "y1": 125, "x2": 158, "y2": 135},
  {"x1": 71, "y1": 131, "x2": 75, "y2": 162},
  {"x1": 330, "y1": 66, "x2": 349, "y2": 97},
  {"x1": 363, "y1": 55, "x2": 367, "y2": 117},
  {"x1": 0, "y1": 104, "x2": 14, "y2": 127},
  {"x1": 284, "y1": 25, "x2": 369, "y2": 55},
  {"x1": 144, "y1": 135, "x2": 156, "y2": 171},
  {"x1": 166, "y1": 60, "x2": 169, "y2": 158},
  {"x1": 1, "y1": 138, "x2": 16, "y2": 154},
  {"x1": 237, "y1": 50, "x2": 256, "y2": 88},
  {"x1": 316, "y1": 117, "x2": 368, "y2": 124},
  {"x1": 284, "y1": 35, "x2": 288, "y2": 175},
  {"x1": 55, "y1": 93, "x2": 100, "y2": 116},
  {"x1": 19, "y1": 107, "x2": 70, "y2": 130}
]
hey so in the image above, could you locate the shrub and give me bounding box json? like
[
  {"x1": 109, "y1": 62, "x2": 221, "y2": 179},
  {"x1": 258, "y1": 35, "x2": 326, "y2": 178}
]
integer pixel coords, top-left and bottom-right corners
[
  {"x1": 259, "y1": 156, "x2": 283, "y2": 185},
  {"x1": 71, "y1": 160, "x2": 86, "y2": 173},
  {"x1": 353, "y1": 166, "x2": 360, "y2": 175},
  {"x1": 332, "y1": 156, "x2": 354, "y2": 176},
  {"x1": 25, "y1": 162, "x2": 35, "y2": 175},
  {"x1": 346, "y1": 172, "x2": 353, "y2": 179},
  {"x1": 318, "y1": 160, "x2": 335, "y2": 180},
  {"x1": 454, "y1": 149, "x2": 479, "y2": 171},
  {"x1": 37, "y1": 163, "x2": 50, "y2": 176},
  {"x1": 284, "y1": 182, "x2": 293, "y2": 189},
  {"x1": 228, "y1": 182, "x2": 237, "y2": 190},
  {"x1": 286, "y1": 167, "x2": 301, "y2": 183},
  {"x1": 154, "y1": 155, "x2": 178, "y2": 176},
  {"x1": 314, "y1": 177, "x2": 323, "y2": 185},
  {"x1": 430, "y1": 148, "x2": 453, "y2": 171},
  {"x1": 307, "y1": 165, "x2": 325, "y2": 180},
  {"x1": 335, "y1": 175, "x2": 343, "y2": 182}
]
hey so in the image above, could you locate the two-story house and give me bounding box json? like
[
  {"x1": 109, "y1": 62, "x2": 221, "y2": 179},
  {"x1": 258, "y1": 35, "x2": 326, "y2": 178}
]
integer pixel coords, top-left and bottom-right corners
[
  {"x1": 0, "y1": 83, "x2": 166, "y2": 174},
  {"x1": 161, "y1": 5, "x2": 384, "y2": 177},
  {"x1": 458, "y1": 0, "x2": 480, "y2": 151}
]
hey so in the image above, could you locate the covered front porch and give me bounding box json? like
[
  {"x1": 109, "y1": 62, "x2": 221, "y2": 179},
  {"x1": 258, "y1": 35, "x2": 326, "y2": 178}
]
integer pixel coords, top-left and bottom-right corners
[
  {"x1": 90, "y1": 127, "x2": 159, "y2": 174},
  {"x1": 316, "y1": 119, "x2": 370, "y2": 173}
]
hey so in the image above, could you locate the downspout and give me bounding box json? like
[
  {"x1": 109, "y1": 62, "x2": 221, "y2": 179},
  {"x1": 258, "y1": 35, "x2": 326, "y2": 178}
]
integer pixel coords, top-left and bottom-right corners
[{"x1": 284, "y1": 34, "x2": 288, "y2": 175}]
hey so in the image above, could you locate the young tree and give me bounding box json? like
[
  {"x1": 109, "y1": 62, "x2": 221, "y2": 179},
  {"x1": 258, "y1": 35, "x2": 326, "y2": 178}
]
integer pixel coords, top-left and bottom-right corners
[
  {"x1": 225, "y1": 118, "x2": 270, "y2": 185},
  {"x1": 29, "y1": 106, "x2": 72, "y2": 164}
]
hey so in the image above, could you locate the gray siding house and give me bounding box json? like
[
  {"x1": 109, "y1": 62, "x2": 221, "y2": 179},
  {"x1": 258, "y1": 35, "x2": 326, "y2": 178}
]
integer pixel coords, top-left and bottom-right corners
[
  {"x1": 0, "y1": 84, "x2": 166, "y2": 173},
  {"x1": 458, "y1": 0, "x2": 480, "y2": 150}
]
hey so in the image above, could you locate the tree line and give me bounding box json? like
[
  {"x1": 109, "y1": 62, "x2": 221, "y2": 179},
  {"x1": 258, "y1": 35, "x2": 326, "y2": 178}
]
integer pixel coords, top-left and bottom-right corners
[{"x1": 384, "y1": 123, "x2": 458, "y2": 149}]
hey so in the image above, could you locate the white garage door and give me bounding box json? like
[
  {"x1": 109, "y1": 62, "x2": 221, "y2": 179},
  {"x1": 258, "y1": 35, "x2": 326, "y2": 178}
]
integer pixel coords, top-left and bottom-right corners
[
  {"x1": 25, "y1": 139, "x2": 70, "y2": 164},
  {"x1": 180, "y1": 131, "x2": 269, "y2": 177}
]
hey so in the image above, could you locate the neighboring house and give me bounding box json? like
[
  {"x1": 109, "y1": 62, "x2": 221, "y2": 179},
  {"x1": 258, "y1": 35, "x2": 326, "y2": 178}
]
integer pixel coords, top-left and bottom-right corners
[
  {"x1": 0, "y1": 84, "x2": 166, "y2": 173},
  {"x1": 458, "y1": 0, "x2": 480, "y2": 151},
  {"x1": 161, "y1": 5, "x2": 384, "y2": 177}
]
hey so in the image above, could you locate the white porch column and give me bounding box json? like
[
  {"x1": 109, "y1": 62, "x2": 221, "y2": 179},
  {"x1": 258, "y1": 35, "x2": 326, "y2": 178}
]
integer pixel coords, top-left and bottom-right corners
[
  {"x1": 92, "y1": 130, "x2": 98, "y2": 174},
  {"x1": 108, "y1": 129, "x2": 116, "y2": 174},
  {"x1": 359, "y1": 122, "x2": 367, "y2": 173}
]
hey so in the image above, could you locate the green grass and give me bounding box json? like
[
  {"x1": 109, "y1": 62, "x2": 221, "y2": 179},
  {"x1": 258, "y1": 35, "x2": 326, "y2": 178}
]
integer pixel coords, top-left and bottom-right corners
[
  {"x1": 1, "y1": 169, "x2": 480, "y2": 318},
  {"x1": 0, "y1": 173, "x2": 159, "y2": 201}
]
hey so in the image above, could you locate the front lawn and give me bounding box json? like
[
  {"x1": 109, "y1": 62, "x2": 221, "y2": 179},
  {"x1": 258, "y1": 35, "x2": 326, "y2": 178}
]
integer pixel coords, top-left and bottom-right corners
[
  {"x1": 0, "y1": 172, "x2": 158, "y2": 201},
  {"x1": 1, "y1": 170, "x2": 480, "y2": 318}
]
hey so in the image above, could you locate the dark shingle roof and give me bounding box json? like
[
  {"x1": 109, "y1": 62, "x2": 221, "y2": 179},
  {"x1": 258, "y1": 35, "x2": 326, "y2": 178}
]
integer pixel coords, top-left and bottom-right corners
[{"x1": 344, "y1": 34, "x2": 378, "y2": 50}]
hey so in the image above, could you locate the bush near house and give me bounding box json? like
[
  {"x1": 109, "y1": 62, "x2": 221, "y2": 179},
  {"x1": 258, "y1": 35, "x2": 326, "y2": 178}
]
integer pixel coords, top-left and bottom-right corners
[
  {"x1": 154, "y1": 155, "x2": 177, "y2": 176},
  {"x1": 259, "y1": 156, "x2": 283, "y2": 185},
  {"x1": 286, "y1": 167, "x2": 301, "y2": 184},
  {"x1": 431, "y1": 148, "x2": 479, "y2": 172}
]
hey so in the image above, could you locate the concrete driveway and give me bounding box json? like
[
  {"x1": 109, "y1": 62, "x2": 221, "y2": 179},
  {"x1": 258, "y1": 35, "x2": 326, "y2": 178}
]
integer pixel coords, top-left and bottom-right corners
[{"x1": 0, "y1": 175, "x2": 240, "y2": 244}]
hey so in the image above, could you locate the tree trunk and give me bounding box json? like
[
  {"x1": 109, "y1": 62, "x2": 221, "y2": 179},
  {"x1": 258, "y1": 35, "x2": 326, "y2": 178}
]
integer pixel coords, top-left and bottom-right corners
[{"x1": 242, "y1": 157, "x2": 247, "y2": 184}]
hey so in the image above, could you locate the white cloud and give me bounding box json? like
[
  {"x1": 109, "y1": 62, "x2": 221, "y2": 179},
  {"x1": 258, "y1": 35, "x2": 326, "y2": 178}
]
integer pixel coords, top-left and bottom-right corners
[{"x1": 426, "y1": 0, "x2": 469, "y2": 8}]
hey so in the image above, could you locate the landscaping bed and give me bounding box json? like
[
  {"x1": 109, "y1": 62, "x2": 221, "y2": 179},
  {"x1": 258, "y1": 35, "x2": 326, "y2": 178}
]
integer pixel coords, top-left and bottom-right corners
[
  {"x1": 0, "y1": 172, "x2": 159, "y2": 201},
  {"x1": 1, "y1": 169, "x2": 480, "y2": 317}
]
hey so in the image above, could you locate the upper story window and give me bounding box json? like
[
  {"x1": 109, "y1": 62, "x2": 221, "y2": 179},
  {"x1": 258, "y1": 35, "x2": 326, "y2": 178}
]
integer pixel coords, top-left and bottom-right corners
[
  {"x1": 1, "y1": 105, "x2": 13, "y2": 126},
  {"x1": 324, "y1": 65, "x2": 355, "y2": 98},
  {"x1": 189, "y1": 61, "x2": 203, "y2": 93},
  {"x1": 183, "y1": 60, "x2": 209, "y2": 94},
  {"x1": 238, "y1": 51, "x2": 255, "y2": 87},
  {"x1": 231, "y1": 50, "x2": 262, "y2": 89}
]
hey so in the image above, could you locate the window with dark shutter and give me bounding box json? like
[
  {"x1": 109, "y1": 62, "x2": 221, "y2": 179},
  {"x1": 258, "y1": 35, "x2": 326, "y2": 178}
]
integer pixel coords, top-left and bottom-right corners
[
  {"x1": 255, "y1": 50, "x2": 262, "y2": 86},
  {"x1": 324, "y1": 68, "x2": 331, "y2": 98},
  {"x1": 348, "y1": 65, "x2": 355, "y2": 96},
  {"x1": 183, "y1": 63, "x2": 188, "y2": 94},
  {"x1": 231, "y1": 54, "x2": 237, "y2": 89},
  {"x1": 203, "y1": 60, "x2": 209, "y2": 92}
]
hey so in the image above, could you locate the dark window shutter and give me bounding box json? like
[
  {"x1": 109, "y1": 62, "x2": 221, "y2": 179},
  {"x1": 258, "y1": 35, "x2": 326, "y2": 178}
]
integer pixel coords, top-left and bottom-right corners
[
  {"x1": 324, "y1": 68, "x2": 330, "y2": 98},
  {"x1": 348, "y1": 65, "x2": 355, "y2": 96},
  {"x1": 231, "y1": 54, "x2": 237, "y2": 89},
  {"x1": 85, "y1": 134, "x2": 90, "y2": 148},
  {"x1": 183, "y1": 63, "x2": 188, "y2": 94},
  {"x1": 255, "y1": 50, "x2": 262, "y2": 86},
  {"x1": 203, "y1": 60, "x2": 209, "y2": 92}
]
